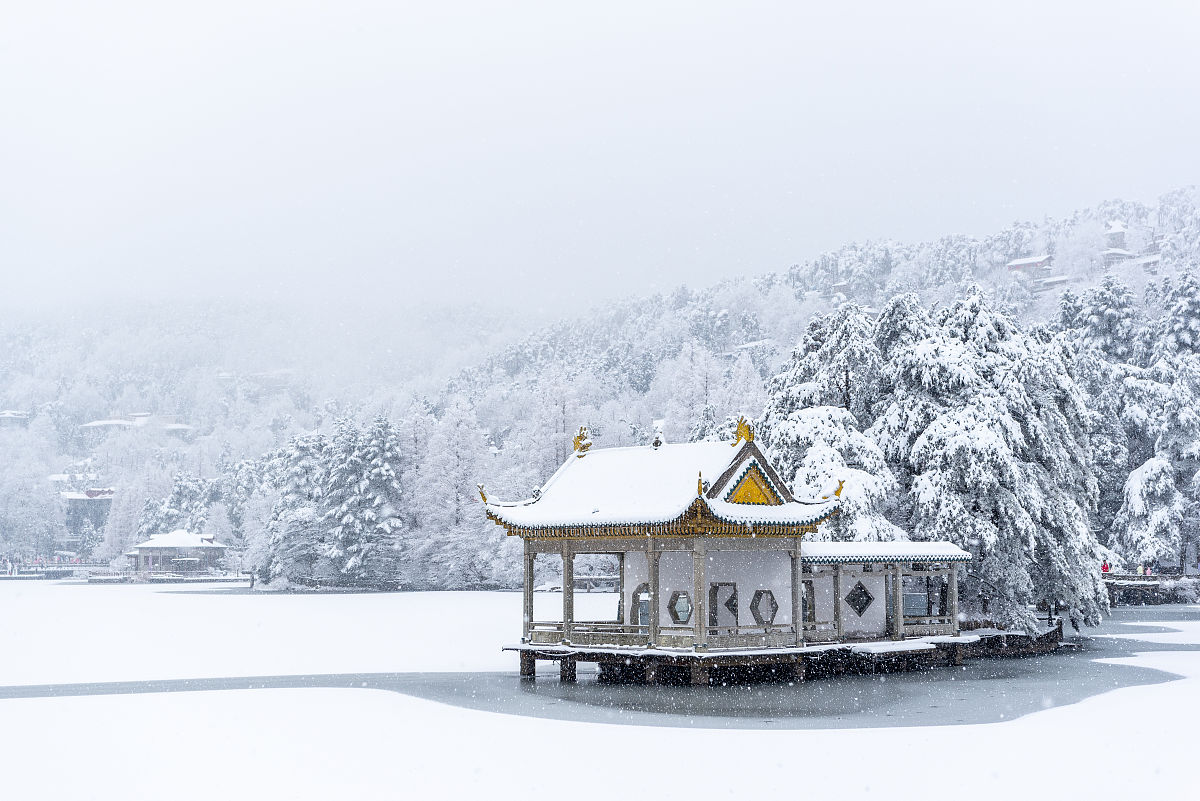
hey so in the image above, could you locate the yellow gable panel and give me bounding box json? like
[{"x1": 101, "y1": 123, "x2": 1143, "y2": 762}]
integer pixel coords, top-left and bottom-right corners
[{"x1": 726, "y1": 463, "x2": 783, "y2": 506}]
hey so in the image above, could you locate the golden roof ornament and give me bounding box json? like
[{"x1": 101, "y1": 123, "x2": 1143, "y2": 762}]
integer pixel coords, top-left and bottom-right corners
[
  {"x1": 572, "y1": 426, "x2": 592, "y2": 458},
  {"x1": 477, "y1": 483, "x2": 488, "y2": 503},
  {"x1": 732, "y1": 415, "x2": 755, "y2": 447},
  {"x1": 821, "y1": 479, "x2": 846, "y2": 501},
  {"x1": 697, "y1": 471, "x2": 704, "y2": 497}
]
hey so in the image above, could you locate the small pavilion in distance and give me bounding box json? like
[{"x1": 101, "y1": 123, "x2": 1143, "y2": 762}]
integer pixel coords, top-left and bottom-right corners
[
  {"x1": 482, "y1": 419, "x2": 970, "y2": 685},
  {"x1": 125, "y1": 530, "x2": 229, "y2": 575}
]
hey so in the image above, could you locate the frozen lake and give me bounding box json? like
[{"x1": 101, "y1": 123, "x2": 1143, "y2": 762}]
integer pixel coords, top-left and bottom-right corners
[{"x1": 2, "y1": 581, "x2": 1198, "y2": 799}]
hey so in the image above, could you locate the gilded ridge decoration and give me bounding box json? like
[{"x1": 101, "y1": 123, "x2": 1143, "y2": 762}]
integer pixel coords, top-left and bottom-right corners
[
  {"x1": 572, "y1": 426, "x2": 592, "y2": 457},
  {"x1": 731, "y1": 416, "x2": 754, "y2": 447}
]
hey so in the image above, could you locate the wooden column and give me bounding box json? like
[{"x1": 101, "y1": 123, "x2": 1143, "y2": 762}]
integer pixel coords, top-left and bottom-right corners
[
  {"x1": 519, "y1": 650, "x2": 536, "y2": 678},
  {"x1": 616, "y1": 552, "x2": 625, "y2": 625},
  {"x1": 948, "y1": 565, "x2": 960, "y2": 635},
  {"x1": 560, "y1": 656, "x2": 576, "y2": 683},
  {"x1": 790, "y1": 549, "x2": 802, "y2": 646},
  {"x1": 693, "y1": 540, "x2": 707, "y2": 650},
  {"x1": 647, "y1": 548, "x2": 661, "y2": 648},
  {"x1": 833, "y1": 564, "x2": 844, "y2": 641},
  {"x1": 561, "y1": 542, "x2": 574, "y2": 644},
  {"x1": 522, "y1": 544, "x2": 535, "y2": 643},
  {"x1": 891, "y1": 563, "x2": 904, "y2": 640}
]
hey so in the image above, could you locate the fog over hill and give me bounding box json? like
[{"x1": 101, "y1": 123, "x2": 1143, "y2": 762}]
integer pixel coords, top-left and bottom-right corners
[{"x1": 3, "y1": 185, "x2": 1199, "y2": 611}]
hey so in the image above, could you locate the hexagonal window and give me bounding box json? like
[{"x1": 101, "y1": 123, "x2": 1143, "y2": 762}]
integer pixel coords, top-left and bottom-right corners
[
  {"x1": 845, "y1": 581, "x2": 874, "y2": 617},
  {"x1": 749, "y1": 589, "x2": 779, "y2": 625},
  {"x1": 667, "y1": 590, "x2": 693, "y2": 624}
]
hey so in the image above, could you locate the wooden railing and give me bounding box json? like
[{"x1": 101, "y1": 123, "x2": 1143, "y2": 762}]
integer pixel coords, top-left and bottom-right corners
[
  {"x1": 903, "y1": 615, "x2": 955, "y2": 636},
  {"x1": 527, "y1": 621, "x2": 801, "y2": 649}
]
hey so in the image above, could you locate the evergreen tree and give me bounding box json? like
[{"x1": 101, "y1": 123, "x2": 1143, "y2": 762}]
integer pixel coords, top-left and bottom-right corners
[
  {"x1": 761, "y1": 404, "x2": 902, "y2": 541},
  {"x1": 264, "y1": 434, "x2": 329, "y2": 586},
  {"x1": 356, "y1": 415, "x2": 406, "y2": 585},
  {"x1": 772, "y1": 304, "x2": 882, "y2": 426},
  {"x1": 320, "y1": 419, "x2": 377, "y2": 583},
  {"x1": 135, "y1": 474, "x2": 217, "y2": 540},
  {"x1": 1075, "y1": 274, "x2": 1138, "y2": 361},
  {"x1": 872, "y1": 288, "x2": 1105, "y2": 631}
]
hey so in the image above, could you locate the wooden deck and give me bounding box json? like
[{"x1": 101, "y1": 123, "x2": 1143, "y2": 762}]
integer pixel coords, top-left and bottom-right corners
[
  {"x1": 1103, "y1": 573, "x2": 1198, "y2": 605},
  {"x1": 505, "y1": 620, "x2": 1062, "y2": 685}
]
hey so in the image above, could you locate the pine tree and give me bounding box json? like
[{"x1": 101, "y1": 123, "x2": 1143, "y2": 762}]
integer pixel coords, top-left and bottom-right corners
[
  {"x1": 320, "y1": 419, "x2": 376, "y2": 583},
  {"x1": 1112, "y1": 354, "x2": 1200, "y2": 568},
  {"x1": 136, "y1": 474, "x2": 217, "y2": 540},
  {"x1": 1076, "y1": 274, "x2": 1139, "y2": 361},
  {"x1": 872, "y1": 288, "x2": 1105, "y2": 630},
  {"x1": 770, "y1": 304, "x2": 882, "y2": 427},
  {"x1": 760, "y1": 404, "x2": 902, "y2": 541},
  {"x1": 356, "y1": 415, "x2": 406, "y2": 586},
  {"x1": 264, "y1": 434, "x2": 329, "y2": 586},
  {"x1": 1159, "y1": 271, "x2": 1200, "y2": 357}
]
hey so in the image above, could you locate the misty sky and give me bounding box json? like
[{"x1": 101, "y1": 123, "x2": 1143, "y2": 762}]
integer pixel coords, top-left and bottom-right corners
[{"x1": 2, "y1": 1, "x2": 1198, "y2": 314}]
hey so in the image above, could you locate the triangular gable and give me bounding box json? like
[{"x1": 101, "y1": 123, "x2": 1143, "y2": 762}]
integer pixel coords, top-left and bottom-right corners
[
  {"x1": 724, "y1": 462, "x2": 783, "y2": 505},
  {"x1": 706, "y1": 441, "x2": 795, "y2": 504}
]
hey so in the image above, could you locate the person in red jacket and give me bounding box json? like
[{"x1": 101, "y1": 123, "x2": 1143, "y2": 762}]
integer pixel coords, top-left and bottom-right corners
[{"x1": 1101, "y1": 560, "x2": 1110, "y2": 573}]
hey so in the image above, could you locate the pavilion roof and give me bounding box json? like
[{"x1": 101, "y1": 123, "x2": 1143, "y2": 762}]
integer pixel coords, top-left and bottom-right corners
[
  {"x1": 801, "y1": 541, "x2": 971, "y2": 563},
  {"x1": 483, "y1": 436, "x2": 839, "y2": 534},
  {"x1": 129, "y1": 530, "x2": 228, "y2": 551}
]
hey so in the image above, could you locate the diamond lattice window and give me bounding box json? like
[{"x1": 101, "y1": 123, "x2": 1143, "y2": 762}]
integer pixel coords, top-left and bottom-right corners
[
  {"x1": 667, "y1": 591, "x2": 693, "y2": 625},
  {"x1": 844, "y1": 581, "x2": 874, "y2": 617},
  {"x1": 750, "y1": 589, "x2": 779, "y2": 625}
]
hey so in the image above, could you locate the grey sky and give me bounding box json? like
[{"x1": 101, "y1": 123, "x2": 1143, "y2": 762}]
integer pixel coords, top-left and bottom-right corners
[{"x1": 2, "y1": 1, "x2": 1198, "y2": 313}]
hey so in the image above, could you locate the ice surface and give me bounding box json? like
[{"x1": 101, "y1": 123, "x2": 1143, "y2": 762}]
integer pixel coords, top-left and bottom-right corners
[{"x1": 3, "y1": 582, "x2": 1200, "y2": 800}]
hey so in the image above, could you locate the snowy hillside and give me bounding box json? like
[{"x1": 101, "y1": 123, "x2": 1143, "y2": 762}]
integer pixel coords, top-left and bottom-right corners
[{"x1": 2, "y1": 187, "x2": 1199, "y2": 624}]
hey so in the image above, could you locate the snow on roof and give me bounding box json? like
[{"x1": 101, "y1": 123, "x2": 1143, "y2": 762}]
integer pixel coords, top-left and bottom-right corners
[
  {"x1": 1106, "y1": 220, "x2": 1127, "y2": 233},
  {"x1": 801, "y1": 541, "x2": 971, "y2": 563},
  {"x1": 1100, "y1": 248, "x2": 1135, "y2": 257},
  {"x1": 130, "y1": 530, "x2": 228, "y2": 550},
  {"x1": 0, "y1": 409, "x2": 29, "y2": 418},
  {"x1": 485, "y1": 440, "x2": 838, "y2": 530},
  {"x1": 1133, "y1": 254, "x2": 1162, "y2": 265},
  {"x1": 1005, "y1": 255, "x2": 1051, "y2": 268},
  {"x1": 80, "y1": 419, "x2": 134, "y2": 429},
  {"x1": 60, "y1": 488, "x2": 116, "y2": 500}
]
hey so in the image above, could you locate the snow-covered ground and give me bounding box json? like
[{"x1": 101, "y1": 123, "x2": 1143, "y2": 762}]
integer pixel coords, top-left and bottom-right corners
[{"x1": 2, "y1": 581, "x2": 1198, "y2": 800}]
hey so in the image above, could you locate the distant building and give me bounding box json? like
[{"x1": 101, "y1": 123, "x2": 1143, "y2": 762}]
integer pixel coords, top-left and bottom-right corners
[
  {"x1": 125, "y1": 530, "x2": 229, "y2": 574},
  {"x1": 1006, "y1": 255, "x2": 1052, "y2": 273},
  {"x1": 60, "y1": 488, "x2": 115, "y2": 546},
  {"x1": 79, "y1": 415, "x2": 195, "y2": 440},
  {"x1": 0, "y1": 410, "x2": 30, "y2": 428},
  {"x1": 1101, "y1": 221, "x2": 1137, "y2": 268},
  {"x1": 1105, "y1": 220, "x2": 1128, "y2": 251},
  {"x1": 1030, "y1": 275, "x2": 1071, "y2": 294}
]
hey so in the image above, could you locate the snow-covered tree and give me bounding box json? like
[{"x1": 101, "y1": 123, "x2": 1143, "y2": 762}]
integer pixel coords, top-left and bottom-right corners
[
  {"x1": 761, "y1": 404, "x2": 902, "y2": 541},
  {"x1": 873, "y1": 288, "x2": 1105, "y2": 630},
  {"x1": 135, "y1": 473, "x2": 217, "y2": 540},
  {"x1": 263, "y1": 434, "x2": 328, "y2": 585},
  {"x1": 770, "y1": 304, "x2": 882, "y2": 427},
  {"x1": 1076, "y1": 274, "x2": 1139, "y2": 361}
]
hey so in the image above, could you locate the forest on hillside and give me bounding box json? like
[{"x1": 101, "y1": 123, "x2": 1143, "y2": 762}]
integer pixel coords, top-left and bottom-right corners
[{"x1": 3, "y1": 187, "x2": 1200, "y2": 631}]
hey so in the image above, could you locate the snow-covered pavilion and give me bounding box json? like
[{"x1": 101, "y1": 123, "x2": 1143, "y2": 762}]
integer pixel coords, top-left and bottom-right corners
[
  {"x1": 482, "y1": 419, "x2": 970, "y2": 683},
  {"x1": 125, "y1": 530, "x2": 229, "y2": 574}
]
